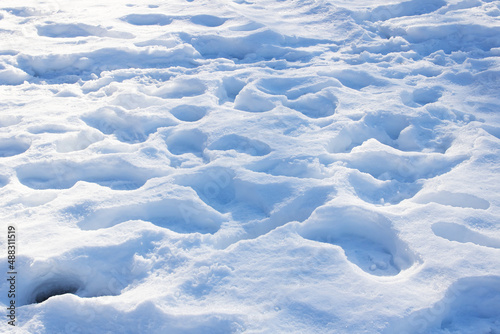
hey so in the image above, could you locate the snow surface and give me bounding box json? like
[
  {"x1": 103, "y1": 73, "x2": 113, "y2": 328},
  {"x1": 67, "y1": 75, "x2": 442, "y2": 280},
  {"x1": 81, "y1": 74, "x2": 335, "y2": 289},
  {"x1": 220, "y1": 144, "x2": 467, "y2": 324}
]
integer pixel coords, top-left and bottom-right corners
[{"x1": 0, "y1": 0, "x2": 500, "y2": 333}]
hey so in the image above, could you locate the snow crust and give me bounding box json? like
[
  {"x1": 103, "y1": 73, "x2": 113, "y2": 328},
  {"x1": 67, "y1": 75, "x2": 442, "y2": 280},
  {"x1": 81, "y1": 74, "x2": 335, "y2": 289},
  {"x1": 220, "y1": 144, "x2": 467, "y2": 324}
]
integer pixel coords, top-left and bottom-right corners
[{"x1": 0, "y1": 0, "x2": 499, "y2": 333}]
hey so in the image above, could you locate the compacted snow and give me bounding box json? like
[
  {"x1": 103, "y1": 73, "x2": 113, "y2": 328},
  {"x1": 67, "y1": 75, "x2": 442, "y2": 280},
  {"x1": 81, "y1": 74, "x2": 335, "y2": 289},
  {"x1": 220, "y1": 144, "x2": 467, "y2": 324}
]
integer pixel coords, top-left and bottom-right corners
[{"x1": 1, "y1": 0, "x2": 500, "y2": 333}]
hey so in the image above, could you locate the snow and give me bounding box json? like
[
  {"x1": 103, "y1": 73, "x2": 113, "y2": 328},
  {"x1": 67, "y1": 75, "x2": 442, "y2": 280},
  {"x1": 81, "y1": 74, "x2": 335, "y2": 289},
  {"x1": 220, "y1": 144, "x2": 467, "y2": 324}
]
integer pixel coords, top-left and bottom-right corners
[{"x1": 0, "y1": 0, "x2": 499, "y2": 333}]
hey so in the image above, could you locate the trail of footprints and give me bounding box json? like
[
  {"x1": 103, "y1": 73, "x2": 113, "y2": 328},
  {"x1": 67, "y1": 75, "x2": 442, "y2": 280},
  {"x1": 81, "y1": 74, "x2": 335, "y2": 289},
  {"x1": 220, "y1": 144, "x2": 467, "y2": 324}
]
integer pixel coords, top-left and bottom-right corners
[
  {"x1": 1, "y1": 2, "x2": 496, "y2": 308},
  {"x1": 6, "y1": 64, "x2": 490, "y2": 278}
]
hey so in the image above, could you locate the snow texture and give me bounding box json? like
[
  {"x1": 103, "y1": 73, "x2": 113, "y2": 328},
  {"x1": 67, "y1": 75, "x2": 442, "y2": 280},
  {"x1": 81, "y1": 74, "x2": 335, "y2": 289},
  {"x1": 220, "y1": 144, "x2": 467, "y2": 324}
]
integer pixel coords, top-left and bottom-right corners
[{"x1": 0, "y1": 0, "x2": 499, "y2": 333}]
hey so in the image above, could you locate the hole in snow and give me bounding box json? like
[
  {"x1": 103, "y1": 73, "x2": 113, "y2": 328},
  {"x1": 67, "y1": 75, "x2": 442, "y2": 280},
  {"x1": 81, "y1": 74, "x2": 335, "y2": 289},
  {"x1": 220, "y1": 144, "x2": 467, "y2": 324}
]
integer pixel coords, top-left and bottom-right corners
[
  {"x1": 169, "y1": 105, "x2": 207, "y2": 122},
  {"x1": 432, "y1": 222, "x2": 500, "y2": 249},
  {"x1": 298, "y1": 206, "x2": 419, "y2": 276},
  {"x1": 29, "y1": 278, "x2": 82, "y2": 304},
  {"x1": 190, "y1": 15, "x2": 227, "y2": 27},
  {"x1": 0, "y1": 137, "x2": 30, "y2": 157},
  {"x1": 414, "y1": 191, "x2": 490, "y2": 210}
]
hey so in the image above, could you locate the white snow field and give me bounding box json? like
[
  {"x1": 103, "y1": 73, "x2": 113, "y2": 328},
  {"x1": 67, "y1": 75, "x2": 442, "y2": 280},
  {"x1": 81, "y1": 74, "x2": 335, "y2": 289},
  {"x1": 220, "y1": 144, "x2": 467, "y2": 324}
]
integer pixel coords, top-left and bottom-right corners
[{"x1": 1, "y1": 0, "x2": 500, "y2": 332}]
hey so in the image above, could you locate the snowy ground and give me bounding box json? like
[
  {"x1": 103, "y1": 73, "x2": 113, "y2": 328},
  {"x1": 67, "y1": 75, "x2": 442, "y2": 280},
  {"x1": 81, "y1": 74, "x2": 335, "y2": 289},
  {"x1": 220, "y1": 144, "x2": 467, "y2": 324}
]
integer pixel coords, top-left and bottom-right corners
[{"x1": 1, "y1": 0, "x2": 500, "y2": 333}]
